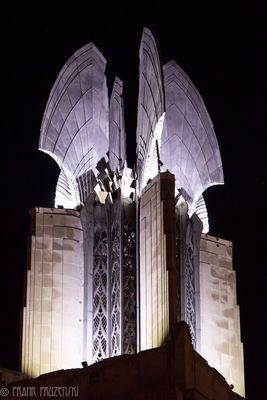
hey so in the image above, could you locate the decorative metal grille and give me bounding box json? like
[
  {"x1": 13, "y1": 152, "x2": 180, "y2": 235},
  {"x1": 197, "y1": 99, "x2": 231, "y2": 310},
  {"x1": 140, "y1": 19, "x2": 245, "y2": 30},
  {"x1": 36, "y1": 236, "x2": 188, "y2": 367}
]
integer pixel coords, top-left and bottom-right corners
[
  {"x1": 93, "y1": 227, "x2": 108, "y2": 362},
  {"x1": 185, "y1": 224, "x2": 196, "y2": 348},
  {"x1": 122, "y1": 224, "x2": 136, "y2": 354},
  {"x1": 110, "y1": 223, "x2": 121, "y2": 356}
]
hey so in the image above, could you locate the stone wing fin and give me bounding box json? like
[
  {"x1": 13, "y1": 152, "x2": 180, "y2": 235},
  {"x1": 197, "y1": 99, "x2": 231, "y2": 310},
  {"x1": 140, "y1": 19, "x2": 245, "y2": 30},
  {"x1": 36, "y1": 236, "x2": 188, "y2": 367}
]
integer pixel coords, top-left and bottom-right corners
[
  {"x1": 136, "y1": 28, "x2": 165, "y2": 190},
  {"x1": 39, "y1": 43, "x2": 109, "y2": 207},
  {"x1": 109, "y1": 77, "x2": 126, "y2": 171},
  {"x1": 161, "y1": 61, "x2": 224, "y2": 214}
]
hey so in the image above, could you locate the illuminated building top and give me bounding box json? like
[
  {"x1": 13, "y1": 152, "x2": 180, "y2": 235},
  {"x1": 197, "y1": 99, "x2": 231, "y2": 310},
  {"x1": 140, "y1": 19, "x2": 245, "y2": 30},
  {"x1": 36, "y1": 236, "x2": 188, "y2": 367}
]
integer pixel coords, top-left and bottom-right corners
[
  {"x1": 39, "y1": 28, "x2": 223, "y2": 224},
  {"x1": 22, "y1": 27, "x2": 245, "y2": 397}
]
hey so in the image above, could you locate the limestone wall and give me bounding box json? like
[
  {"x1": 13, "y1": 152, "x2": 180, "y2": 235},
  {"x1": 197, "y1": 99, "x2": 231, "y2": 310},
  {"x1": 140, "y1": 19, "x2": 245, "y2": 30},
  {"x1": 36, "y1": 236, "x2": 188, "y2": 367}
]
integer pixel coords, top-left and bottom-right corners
[
  {"x1": 199, "y1": 234, "x2": 245, "y2": 397},
  {"x1": 139, "y1": 173, "x2": 176, "y2": 351},
  {"x1": 21, "y1": 208, "x2": 84, "y2": 377}
]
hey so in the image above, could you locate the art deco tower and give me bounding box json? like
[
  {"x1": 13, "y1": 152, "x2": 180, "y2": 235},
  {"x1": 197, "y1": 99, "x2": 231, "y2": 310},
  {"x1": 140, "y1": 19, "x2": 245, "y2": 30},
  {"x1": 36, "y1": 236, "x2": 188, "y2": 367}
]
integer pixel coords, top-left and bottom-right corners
[{"x1": 21, "y1": 28, "x2": 245, "y2": 397}]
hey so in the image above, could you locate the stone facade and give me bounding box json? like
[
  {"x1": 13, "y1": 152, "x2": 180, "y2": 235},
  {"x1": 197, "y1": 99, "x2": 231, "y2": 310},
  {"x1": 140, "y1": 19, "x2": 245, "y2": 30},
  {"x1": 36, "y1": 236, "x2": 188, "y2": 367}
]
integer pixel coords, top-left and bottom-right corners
[
  {"x1": 139, "y1": 173, "x2": 176, "y2": 350},
  {"x1": 198, "y1": 235, "x2": 245, "y2": 397},
  {"x1": 21, "y1": 208, "x2": 84, "y2": 377},
  {"x1": 21, "y1": 176, "x2": 138, "y2": 374}
]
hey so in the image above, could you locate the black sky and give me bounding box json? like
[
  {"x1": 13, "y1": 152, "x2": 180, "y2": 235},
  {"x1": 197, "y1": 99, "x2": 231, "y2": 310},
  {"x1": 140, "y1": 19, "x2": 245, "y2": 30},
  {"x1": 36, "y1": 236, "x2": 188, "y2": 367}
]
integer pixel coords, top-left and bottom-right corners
[{"x1": 0, "y1": 1, "x2": 266, "y2": 399}]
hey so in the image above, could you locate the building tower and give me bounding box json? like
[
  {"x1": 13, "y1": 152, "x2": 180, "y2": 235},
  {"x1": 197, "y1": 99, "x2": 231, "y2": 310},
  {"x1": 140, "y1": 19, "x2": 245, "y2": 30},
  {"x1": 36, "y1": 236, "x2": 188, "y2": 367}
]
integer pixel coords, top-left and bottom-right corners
[{"x1": 21, "y1": 28, "x2": 245, "y2": 397}]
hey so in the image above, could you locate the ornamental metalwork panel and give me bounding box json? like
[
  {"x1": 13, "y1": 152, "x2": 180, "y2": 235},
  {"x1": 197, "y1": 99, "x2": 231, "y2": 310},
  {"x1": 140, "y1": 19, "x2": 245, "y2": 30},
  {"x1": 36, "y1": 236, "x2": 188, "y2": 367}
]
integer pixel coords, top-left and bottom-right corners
[
  {"x1": 122, "y1": 224, "x2": 136, "y2": 354},
  {"x1": 93, "y1": 227, "x2": 108, "y2": 362},
  {"x1": 185, "y1": 223, "x2": 196, "y2": 348},
  {"x1": 110, "y1": 223, "x2": 121, "y2": 356}
]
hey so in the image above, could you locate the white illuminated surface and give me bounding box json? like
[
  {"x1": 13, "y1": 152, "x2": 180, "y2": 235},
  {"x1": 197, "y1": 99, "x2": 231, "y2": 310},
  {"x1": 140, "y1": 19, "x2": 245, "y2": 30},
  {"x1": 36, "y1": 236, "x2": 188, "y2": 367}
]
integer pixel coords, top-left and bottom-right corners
[
  {"x1": 21, "y1": 208, "x2": 84, "y2": 377},
  {"x1": 94, "y1": 163, "x2": 135, "y2": 204},
  {"x1": 142, "y1": 113, "x2": 165, "y2": 190},
  {"x1": 161, "y1": 61, "x2": 224, "y2": 215},
  {"x1": 199, "y1": 235, "x2": 245, "y2": 397},
  {"x1": 55, "y1": 167, "x2": 80, "y2": 209},
  {"x1": 39, "y1": 43, "x2": 109, "y2": 207},
  {"x1": 136, "y1": 28, "x2": 165, "y2": 192},
  {"x1": 192, "y1": 194, "x2": 209, "y2": 233},
  {"x1": 139, "y1": 174, "x2": 171, "y2": 350}
]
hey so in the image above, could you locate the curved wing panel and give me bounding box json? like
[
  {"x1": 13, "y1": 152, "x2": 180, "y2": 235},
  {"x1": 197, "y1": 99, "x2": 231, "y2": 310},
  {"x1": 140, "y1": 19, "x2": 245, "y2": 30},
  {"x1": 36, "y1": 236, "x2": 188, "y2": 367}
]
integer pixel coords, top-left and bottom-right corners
[
  {"x1": 39, "y1": 43, "x2": 109, "y2": 206},
  {"x1": 109, "y1": 77, "x2": 126, "y2": 171},
  {"x1": 194, "y1": 194, "x2": 209, "y2": 233},
  {"x1": 55, "y1": 167, "x2": 80, "y2": 209},
  {"x1": 161, "y1": 61, "x2": 224, "y2": 213},
  {"x1": 136, "y1": 28, "x2": 165, "y2": 190}
]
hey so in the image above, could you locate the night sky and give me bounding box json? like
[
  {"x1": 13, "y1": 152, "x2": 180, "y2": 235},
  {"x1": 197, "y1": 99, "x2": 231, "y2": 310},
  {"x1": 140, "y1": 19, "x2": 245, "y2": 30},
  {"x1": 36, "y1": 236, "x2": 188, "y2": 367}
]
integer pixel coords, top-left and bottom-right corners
[{"x1": 1, "y1": 1, "x2": 265, "y2": 399}]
